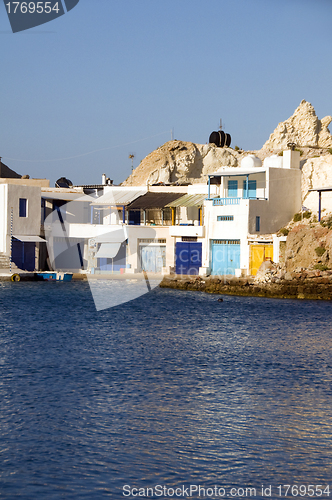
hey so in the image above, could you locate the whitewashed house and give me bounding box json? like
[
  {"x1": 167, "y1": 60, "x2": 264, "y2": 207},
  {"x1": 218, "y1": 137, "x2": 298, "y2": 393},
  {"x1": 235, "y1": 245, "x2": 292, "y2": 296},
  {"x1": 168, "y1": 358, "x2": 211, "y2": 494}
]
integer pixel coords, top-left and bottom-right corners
[
  {"x1": 42, "y1": 183, "x2": 190, "y2": 275},
  {"x1": 199, "y1": 150, "x2": 301, "y2": 276},
  {"x1": 0, "y1": 174, "x2": 49, "y2": 271}
]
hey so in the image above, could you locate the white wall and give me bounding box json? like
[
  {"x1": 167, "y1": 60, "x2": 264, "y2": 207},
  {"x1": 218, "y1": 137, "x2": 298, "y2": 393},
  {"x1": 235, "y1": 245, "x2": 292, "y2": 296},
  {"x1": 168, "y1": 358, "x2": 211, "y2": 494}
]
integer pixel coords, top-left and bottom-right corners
[
  {"x1": 0, "y1": 185, "x2": 7, "y2": 253},
  {"x1": 248, "y1": 168, "x2": 301, "y2": 234},
  {"x1": 7, "y1": 184, "x2": 41, "y2": 237},
  {"x1": 1, "y1": 185, "x2": 42, "y2": 255},
  {"x1": 126, "y1": 225, "x2": 173, "y2": 273},
  {"x1": 201, "y1": 199, "x2": 250, "y2": 272}
]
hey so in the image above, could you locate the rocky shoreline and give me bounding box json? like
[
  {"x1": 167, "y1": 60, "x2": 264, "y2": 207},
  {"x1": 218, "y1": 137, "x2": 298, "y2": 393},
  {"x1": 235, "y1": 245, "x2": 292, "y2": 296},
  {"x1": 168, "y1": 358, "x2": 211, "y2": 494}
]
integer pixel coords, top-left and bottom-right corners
[{"x1": 160, "y1": 271, "x2": 332, "y2": 301}]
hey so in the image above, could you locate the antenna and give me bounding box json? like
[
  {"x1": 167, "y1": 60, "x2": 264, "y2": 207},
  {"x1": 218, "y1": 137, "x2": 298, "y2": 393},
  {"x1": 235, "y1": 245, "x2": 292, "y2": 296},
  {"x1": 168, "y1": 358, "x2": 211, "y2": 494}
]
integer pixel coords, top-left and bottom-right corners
[
  {"x1": 129, "y1": 153, "x2": 135, "y2": 185},
  {"x1": 219, "y1": 119, "x2": 223, "y2": 131}
]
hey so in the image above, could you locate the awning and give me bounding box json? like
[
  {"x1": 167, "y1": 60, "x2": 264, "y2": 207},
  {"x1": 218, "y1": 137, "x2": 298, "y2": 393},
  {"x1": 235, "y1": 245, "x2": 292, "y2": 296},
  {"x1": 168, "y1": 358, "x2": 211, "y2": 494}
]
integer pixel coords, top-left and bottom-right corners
[
  {"x1": 13, "y1": 235, "x2": 46, "y2": 242},
  {"x1": 127, "y1": 192, "x2": 184, "y2": 210},
  {"x1": 91, "y1": 188, "x2": 147, "y2": 206},
  {"x1": 95, "y1": 242, "x2": 121, "y2": 258},
  {"x1": 209, "y1": 167, "x2": 267, "y2": 177},
  {"x1": 165, "y1": 193, "x2": 206, "y2": 208}
]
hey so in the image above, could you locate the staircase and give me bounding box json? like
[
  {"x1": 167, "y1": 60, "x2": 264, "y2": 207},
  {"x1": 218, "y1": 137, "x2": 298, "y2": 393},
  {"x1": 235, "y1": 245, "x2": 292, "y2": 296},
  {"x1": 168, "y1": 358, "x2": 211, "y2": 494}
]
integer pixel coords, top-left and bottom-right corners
[{"x1": 0, "y1": 252, "x2": 21, "y2": 272}]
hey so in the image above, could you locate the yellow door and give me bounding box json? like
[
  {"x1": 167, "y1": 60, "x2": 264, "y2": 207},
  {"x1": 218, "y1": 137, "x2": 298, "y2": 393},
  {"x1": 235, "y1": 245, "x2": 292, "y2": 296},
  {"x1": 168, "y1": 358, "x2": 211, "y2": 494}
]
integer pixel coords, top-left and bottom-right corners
[{"x1": 250, "y1": 244, "x2": 273, "y2": 276}]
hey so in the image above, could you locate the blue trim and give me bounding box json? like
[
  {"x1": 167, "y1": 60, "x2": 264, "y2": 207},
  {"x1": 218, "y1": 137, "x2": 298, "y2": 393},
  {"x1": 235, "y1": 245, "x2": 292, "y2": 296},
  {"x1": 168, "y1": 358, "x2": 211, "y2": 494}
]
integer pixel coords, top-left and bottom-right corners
[{"x1": 213, "y1": 198, "x2": 240, "y2": 206}]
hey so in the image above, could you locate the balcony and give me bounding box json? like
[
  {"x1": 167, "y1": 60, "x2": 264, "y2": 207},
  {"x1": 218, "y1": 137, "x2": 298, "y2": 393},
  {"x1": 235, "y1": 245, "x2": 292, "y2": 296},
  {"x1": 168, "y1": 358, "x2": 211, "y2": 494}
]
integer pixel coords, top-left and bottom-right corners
[{"x1": 213, "y1": 197, "x2": 241, "y2": 206}]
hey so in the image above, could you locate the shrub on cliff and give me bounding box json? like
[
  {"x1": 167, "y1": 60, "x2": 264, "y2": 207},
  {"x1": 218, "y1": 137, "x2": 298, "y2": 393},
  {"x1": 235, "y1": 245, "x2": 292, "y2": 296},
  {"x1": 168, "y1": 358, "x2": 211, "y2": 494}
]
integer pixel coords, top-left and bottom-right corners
[
  {"x1": 313, "y1": 264, "x2": 329, "y2": 271},
  {"x1": 293, "y1": 211, "x2": 311, "y2": 222},
  {"x1": 315, "y1": 247, "x2": 326, "y2": 257},
  {"x1": 279, "y1": 228, "x2": 289, "y2": 236},
  {"x1": 320, "y1": 215, "x2": 332, "y2": 229}
]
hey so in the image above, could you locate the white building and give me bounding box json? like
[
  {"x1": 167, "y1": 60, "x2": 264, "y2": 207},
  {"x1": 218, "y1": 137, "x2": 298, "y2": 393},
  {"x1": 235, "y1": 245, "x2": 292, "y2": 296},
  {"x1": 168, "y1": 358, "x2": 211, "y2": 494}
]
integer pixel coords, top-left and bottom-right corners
[
  {"x1": 0, "y1": 177, "x2": 49, "y2": 271},
  {"x1": 42, "y1": 184, "x2": 191, "y2": 275},
  {"x1": 200, "y1": 150, "x2": 301, "y2": 276}
]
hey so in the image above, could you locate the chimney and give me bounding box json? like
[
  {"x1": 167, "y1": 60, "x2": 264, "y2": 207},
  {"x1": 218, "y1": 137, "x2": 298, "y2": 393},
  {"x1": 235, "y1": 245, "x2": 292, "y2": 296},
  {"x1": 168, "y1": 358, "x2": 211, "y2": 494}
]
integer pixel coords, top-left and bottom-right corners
[
  {"x1": 283, "y1": 149, "x2": 300, "y2": 169},
  {"x1": 102, "y1": 173, "x2": 106, "y2": 185}
]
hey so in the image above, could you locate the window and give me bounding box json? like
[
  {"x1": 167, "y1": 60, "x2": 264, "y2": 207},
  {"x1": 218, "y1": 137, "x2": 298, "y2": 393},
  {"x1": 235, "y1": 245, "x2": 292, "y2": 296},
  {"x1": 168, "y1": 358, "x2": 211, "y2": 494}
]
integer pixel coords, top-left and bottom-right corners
[
  {"x1": 243, "y1": 179, "x2": 257, "y2": 199},
  {"x1": 19, "y1": 198, "x2": 27, "y2": 218},
  {"x1": 227, "y1": 180, "x2": 238, "y2": 197},
  {"x1": 217, "y1": 215, "x2": 234, "y2": 221},
  {"x1": 256, "y1": 216, "x2": 260, "y2": 232}
]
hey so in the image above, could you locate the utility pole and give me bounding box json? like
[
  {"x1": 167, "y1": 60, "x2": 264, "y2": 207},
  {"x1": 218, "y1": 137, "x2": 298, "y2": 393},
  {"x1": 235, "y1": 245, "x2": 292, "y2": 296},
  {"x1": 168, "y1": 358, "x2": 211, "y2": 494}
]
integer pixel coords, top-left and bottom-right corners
[{"x1": 129, "y1": 154, "x2": 135, "y2": 185}]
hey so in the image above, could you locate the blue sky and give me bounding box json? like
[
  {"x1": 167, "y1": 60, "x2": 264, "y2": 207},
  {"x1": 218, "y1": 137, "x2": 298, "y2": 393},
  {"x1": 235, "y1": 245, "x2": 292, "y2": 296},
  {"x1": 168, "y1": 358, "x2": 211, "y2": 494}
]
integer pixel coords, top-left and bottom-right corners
[{"x1": 1, "y1": 0, "x2": 332, "y2": 186}]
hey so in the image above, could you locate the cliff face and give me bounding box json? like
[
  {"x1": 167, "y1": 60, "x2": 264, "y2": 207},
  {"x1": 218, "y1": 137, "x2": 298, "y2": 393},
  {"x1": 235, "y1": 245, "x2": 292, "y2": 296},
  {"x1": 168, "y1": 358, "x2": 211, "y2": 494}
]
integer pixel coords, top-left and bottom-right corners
[
  {"x1": 262, "y1": 99, "x2": 332, "y2": 150},
  {"x1": 302, "y1": 155, "x2": 332, "y2": 213},
  {"x1": 122, "y1": 141, "x2": 240, "y2": 186},
  {"x1": 123, "y1": 101, "x2": 332, "y2": 193},
  {"x1": 284, "y1": 222, "x2": 332, "y2": 272}
]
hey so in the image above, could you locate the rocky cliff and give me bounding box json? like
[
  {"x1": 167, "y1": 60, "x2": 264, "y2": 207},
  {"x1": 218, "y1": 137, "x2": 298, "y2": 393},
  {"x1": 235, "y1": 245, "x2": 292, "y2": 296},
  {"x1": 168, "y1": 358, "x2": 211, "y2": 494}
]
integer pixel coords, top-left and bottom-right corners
[
  {"x1": 283, "y1": 218, "x2": 332, "y2": 273},
  {"x1": 123, "y1": 101, "x2": 332, "y2": 200},
  {"x1": 122, "y1": 141, "x2": 241, "y2": 186},
  {"x1": 262, "y1": 100, "x2": 332, "y2": 151}
]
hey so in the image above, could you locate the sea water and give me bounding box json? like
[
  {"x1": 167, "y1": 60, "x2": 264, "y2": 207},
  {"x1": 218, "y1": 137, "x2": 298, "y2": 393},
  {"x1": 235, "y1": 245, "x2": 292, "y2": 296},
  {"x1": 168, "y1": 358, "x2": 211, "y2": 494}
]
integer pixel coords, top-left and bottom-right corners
[{"x1": 0, "y1": 281, "x2": 332, "y2": 499}]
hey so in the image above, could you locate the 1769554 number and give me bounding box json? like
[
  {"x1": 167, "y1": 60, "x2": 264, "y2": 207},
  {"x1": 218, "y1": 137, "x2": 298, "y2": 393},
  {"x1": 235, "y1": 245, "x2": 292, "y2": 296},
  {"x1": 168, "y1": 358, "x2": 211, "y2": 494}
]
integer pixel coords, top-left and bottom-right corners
[
  {"x1": 277, "y1": 485, "x2": 330, "y2": 497},
  {"x1": 5, "y1": 2, "x2": 60, "y2": 14}
]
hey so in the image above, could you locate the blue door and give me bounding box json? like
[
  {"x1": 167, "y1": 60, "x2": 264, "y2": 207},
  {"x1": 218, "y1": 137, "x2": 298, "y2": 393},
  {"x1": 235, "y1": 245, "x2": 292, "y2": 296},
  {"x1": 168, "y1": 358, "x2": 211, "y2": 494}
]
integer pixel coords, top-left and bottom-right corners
[
  {"x1": 211, "y1": 240, "x2": 240, "y2": 276},
  {"x1": 175, "y1": 242, "x2": 202, "y2": 275},
  {"x1": 12, "y1": 240, "x2": 35, "y2": 271}
]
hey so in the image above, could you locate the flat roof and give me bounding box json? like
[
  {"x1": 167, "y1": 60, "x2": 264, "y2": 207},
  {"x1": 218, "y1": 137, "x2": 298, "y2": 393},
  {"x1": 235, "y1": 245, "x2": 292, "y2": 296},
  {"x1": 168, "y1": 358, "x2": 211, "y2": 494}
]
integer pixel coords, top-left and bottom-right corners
[
  {"x1": 41, "y1": 188, "x2": 90, "y2": 201},
  {"x1": 209, "y1": 167, "x2": 267, "y2": 177}
]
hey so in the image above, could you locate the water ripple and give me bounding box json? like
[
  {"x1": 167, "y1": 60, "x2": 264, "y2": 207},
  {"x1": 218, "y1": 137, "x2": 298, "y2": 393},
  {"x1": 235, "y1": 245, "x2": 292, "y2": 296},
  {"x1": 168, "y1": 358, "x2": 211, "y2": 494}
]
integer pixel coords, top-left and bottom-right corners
[{"x1": 0, "y1": 284, "x2": 332, "y2": 498}]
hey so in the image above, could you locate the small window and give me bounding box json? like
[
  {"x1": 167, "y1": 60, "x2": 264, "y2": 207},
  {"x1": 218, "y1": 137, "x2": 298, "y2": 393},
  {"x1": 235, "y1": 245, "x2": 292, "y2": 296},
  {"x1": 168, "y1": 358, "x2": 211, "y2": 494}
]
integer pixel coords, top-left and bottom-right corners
[
  {"x1": 256, "y1": 216, "x2": 260, "y2": 232},
  {"x1": 217, "y1": 215, "x2": 234, "y2": 221},
  {"x1": 19, "y1": 198, "x2": 27, "y2": 218}
]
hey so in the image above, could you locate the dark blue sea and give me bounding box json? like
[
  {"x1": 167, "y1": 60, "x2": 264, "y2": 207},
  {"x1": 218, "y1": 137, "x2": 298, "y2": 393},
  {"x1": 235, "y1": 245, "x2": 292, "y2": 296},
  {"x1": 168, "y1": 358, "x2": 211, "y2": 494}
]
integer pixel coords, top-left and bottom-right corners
[{"x1": 1, "y1": 282, "x2": 332, "y2": 500}]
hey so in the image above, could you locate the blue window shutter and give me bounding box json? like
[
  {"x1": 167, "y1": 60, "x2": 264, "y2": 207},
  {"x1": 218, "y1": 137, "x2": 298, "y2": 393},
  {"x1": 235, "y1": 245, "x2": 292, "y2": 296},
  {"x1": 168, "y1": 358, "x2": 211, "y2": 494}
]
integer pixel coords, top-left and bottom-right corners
[
  {"x1": 228, "y1": 180, "x2": 238, "y2": 197},
  {"x1": 256, "y1": 216, "x2": 260, "y2": 232}
]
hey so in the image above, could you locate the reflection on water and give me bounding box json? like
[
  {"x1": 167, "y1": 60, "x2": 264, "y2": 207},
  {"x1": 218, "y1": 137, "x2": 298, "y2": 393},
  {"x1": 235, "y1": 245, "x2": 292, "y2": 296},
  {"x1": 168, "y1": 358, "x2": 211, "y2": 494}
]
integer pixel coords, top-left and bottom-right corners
[{"x1": 0, "y1": 282, "x2": 332, "y2": 499}]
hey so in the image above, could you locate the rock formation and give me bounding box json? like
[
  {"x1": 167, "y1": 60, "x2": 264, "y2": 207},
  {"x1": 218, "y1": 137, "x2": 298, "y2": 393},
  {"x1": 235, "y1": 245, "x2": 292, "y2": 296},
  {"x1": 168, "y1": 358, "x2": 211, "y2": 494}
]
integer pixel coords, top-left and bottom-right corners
[
  {"x1": 262, "y1": 99, "x2": 332, "y2": 151},
  {"x1": 302, "y1": 155, "x2": 332, "y2": 214},
  {"x1": 284, "y1": 222, "x2": 332, "y2": 273},
  {"x1": 122, "y1": 140, "x2": 240, "y2": 186},
  {"x1": 123, "y1": 101, "x2": 332, "y2": 208}
]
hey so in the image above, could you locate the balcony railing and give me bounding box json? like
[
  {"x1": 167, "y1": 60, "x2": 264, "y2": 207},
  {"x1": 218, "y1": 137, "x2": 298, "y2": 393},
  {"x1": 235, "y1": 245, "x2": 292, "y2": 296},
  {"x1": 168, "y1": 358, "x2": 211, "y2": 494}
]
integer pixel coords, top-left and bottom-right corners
[{"x1": 213, "y1": 197, "x2": 241, "y2": 206}]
